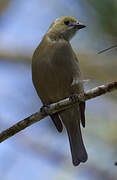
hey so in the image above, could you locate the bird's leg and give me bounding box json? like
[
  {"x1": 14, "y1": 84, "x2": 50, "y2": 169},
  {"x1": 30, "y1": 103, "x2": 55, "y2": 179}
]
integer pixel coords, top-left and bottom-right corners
[
  {"x1": 72, "y1": 78, "x2": 90, "y2": 88},
  {"x1": 40, "y1": 104, "x2": 50, "y2": 115},
  {"x1": 70, "y1": 78, "x2": 85, "y2": 103},
  {"x1": 71, "y1": 77, "x2": 82, "y2": 95}
]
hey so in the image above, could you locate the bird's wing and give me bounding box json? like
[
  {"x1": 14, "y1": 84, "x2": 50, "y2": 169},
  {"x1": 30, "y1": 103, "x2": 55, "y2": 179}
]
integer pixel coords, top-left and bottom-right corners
[{"x1": 72, "y1": 51, "x2": 86, "y2": 128}]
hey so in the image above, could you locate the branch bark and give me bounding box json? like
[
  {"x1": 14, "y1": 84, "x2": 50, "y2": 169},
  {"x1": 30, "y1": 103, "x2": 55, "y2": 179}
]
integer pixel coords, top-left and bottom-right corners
[{"x1": 0, "y1": 81, "x2": 117, "y2": 143}]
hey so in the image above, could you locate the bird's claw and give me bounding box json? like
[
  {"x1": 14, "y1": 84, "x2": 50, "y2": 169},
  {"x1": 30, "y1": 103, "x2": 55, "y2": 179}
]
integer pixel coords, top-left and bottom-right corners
[
  {"x1": 69, "y1": 94, "x2": 79, "y2": 104},
  {"x1": 40, "y1": 104, "x2": 50, "y2": 115}
]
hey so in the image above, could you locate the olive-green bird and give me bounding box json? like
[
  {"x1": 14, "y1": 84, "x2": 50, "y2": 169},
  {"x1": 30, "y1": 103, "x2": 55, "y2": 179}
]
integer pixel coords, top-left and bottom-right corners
[{"x1": 32, "y1": 16, "x2": 88, "y2": 166}]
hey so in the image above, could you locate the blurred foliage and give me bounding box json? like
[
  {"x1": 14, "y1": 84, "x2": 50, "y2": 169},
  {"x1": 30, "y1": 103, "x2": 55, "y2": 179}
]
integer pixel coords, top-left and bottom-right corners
[
  {"x1": 86, "y1": 0, "x2": 117, "y2": 37},
  {"x1": 0, "y1": 0, "x2": 11, "y2": 15},
  {"x1": 78, "y1": 53, "x2": 117, "y2": 82}
]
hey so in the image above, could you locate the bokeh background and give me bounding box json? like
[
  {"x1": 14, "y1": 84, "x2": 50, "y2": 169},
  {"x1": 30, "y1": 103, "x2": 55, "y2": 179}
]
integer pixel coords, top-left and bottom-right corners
[{"x1": 0, "y1": 0, "x2": 117, "y2": 179}]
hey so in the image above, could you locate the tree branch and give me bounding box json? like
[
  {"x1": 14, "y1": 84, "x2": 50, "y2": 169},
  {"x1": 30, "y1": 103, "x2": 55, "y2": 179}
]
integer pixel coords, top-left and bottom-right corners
[{"x1": 0, "y1": 81, "x2": 117, "y2": 143}]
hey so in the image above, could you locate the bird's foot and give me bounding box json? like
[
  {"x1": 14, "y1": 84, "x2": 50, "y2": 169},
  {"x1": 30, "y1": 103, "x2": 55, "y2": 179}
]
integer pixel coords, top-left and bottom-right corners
[
  {"x1": 40, "y1": 104, "x2": 50, "y2": 115},
  {"x1": 69, "y1": 94, "x2": 79, "y2": 104}
]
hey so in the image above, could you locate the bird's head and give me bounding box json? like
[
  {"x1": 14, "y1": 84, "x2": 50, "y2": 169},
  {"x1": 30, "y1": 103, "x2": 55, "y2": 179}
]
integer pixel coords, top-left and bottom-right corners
[{"x1": 47, "y1": 16, "x2": 86, "y2": 41}]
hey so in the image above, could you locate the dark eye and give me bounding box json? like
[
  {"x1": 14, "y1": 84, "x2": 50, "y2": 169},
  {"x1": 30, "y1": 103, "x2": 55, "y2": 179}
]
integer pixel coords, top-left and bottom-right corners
[{"x1": 64, "y1": 20, "x2": 70, "y2": 25}]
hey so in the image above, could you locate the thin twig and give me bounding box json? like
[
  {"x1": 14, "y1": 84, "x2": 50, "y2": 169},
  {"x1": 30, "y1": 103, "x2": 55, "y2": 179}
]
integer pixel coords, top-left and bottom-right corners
[
  {"x1": 0, "y1": 81, "x2": 117, "y2": 143},
  {"x1": 98, "y1": 44, "x2": 117, "y2": 54}
]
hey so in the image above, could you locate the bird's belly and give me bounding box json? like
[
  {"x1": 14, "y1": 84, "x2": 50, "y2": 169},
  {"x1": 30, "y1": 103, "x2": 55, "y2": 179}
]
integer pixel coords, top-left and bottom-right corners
[{"x1": 33, "y1": 60, "x2": 73, "y2": 104}]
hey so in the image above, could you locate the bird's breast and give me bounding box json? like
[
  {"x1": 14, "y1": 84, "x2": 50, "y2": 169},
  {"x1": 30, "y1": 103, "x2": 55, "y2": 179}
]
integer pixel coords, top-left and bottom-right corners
[{"x1": 32, "y1": 40, "x2": 80, "y2": 104}]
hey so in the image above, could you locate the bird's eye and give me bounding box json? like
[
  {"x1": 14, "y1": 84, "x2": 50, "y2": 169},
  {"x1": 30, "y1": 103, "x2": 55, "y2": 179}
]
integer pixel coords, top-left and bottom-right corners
[{"x1": 64, "y1": 20, "x2": 70, "y2": 25}]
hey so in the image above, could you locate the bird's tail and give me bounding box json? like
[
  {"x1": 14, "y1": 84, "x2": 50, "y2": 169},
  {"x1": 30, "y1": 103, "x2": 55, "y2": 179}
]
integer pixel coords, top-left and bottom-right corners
[{"x1": 59, "y1": 105, "x2": 88, "y2": 166}]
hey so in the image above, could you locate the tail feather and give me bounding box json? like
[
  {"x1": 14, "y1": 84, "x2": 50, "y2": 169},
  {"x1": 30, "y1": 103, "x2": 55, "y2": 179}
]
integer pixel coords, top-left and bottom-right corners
[
  {"x1": 59, "y1": 105, "x2": 88, "y2": 166},
  {"x1": 50, "y1": 113, "x2": 63, "y2": 132},
  {"x1": 79, "y1": 102, "x2": 85, "y2": 128}
]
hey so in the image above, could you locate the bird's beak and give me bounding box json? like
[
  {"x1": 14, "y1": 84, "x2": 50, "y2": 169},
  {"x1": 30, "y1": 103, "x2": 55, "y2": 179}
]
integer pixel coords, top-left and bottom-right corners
[
  {"x1": 72, "y1": 22, "x2": 86, "y2": 29},
  {"x1": 77, "y1": 23, "x2": 86, "y2": 29}
]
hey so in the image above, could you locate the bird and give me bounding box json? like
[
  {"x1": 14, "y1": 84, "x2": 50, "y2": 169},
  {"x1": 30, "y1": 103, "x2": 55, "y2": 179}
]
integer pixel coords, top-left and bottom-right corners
[{"x1": 32, "y1": 16, "x2": 88, "y2": 166}]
